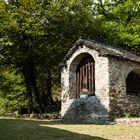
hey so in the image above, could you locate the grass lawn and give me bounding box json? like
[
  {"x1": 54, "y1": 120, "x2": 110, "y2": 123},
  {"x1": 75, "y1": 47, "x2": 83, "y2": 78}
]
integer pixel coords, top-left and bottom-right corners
[{"x1": 0, "y1": 118, "x2": 140, "y2": 140}]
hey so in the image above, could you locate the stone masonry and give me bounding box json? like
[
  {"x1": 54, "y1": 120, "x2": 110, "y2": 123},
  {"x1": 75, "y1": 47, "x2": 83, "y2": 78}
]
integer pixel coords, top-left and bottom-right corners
[
  {"x1": 60, "y1": 39, "x2": 140, "y2": 123},
  {"x1": 109, "y1": 57, "x2": 140, "y2": 117}
]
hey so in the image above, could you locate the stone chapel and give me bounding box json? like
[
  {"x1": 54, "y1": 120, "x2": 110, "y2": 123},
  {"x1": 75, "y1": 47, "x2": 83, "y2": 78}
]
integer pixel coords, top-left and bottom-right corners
[{"x1": 60, "y1": 39, "x2": 140, "y2": 123}]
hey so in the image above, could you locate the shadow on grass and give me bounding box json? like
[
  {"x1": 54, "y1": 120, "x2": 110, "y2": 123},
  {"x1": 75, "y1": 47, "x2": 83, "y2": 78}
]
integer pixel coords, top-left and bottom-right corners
[{"x1": 0, "y1": 119, "x2": 109, "y2": 140}]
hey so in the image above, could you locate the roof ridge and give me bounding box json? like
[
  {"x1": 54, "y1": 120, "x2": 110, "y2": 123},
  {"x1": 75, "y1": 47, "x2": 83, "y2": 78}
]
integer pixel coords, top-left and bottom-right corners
[{"x1": 60, "y1": 39, "x2": 140, "y2": 68}]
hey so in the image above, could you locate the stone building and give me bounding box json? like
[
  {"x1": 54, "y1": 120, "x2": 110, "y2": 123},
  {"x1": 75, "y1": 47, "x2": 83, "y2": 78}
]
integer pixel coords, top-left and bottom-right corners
[{"x1": 60, "y1": 39, "x2": 140, "y2": 123}]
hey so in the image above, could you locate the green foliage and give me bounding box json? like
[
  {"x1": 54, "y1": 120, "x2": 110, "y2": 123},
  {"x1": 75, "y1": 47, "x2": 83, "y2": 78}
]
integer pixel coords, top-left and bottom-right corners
[
  {"x1": 52, "y1": 85, "x2": 61, "y2": 102},
  {"x1": 99, "y1": 0, "x2": 140, "y2": 54},
  {"x1": 0, "y1": 0, "x2": 99, "y2": 112},
  {"x1": 0, "y1": 0, "x2": 140, "y2": 113},
  {"x1": 0, "y1": 67, "x2": 27, "y2": 115}
]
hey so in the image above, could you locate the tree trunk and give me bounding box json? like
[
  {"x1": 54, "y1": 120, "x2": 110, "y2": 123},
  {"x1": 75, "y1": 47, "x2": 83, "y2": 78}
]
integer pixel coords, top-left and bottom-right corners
[
  {"x1": 22, "y1": 56, "x2": 43, "y2": 113},
  {"x1": 46, "y1": 69, "x2": 54, "y2": 105}
]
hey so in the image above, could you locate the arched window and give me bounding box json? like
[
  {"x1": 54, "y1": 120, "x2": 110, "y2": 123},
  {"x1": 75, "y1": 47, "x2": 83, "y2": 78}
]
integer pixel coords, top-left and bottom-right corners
[
  {"x1": 126, "y1": 70, "x2": 140, "y2": 96},
  {"x1": 76, "y1": 55, "x2": 95, "y2": 98}
]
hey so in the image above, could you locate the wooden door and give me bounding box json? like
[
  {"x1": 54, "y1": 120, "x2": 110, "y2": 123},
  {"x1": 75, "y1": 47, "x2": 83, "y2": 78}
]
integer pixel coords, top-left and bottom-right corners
[{"x1": 76, "y1": 55, "x2": 95, "y2": 98}]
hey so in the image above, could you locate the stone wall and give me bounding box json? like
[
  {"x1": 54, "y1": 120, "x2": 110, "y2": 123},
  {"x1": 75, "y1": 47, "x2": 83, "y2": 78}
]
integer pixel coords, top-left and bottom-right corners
[
  {"x1": 61, "y1": 45, "x2": 110, "y2": 123},
  {"x1": 108, "y1": 57, "x2": 140, "y2": 117}
]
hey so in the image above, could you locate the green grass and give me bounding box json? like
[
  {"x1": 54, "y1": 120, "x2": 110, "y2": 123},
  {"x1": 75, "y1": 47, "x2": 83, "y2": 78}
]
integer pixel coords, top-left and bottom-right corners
[{"x1": 0, "y1": 118, "x2": 140, "y2": 140}]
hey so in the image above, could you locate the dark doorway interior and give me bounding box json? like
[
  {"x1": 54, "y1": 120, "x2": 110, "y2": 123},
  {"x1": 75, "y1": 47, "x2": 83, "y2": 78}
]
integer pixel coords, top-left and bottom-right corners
[{"x1": 126, "y1": 70, "x2": 140, "y2": 96}]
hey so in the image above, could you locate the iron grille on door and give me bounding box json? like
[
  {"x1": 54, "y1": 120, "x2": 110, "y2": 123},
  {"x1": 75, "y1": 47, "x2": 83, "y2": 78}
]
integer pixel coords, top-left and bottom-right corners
[{"x1": 76, "y1": 55, "x2": 95, "y2": 98}]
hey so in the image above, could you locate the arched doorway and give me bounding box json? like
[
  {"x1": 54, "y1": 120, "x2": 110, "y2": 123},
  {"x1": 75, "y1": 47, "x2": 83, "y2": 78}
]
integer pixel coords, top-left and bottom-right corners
[
  {"x1": 126, "y1": 69, "x2": 140, "y2": 96},
  {"x1": 76, "y1": 55, "x2": 95, "y2": 98}
]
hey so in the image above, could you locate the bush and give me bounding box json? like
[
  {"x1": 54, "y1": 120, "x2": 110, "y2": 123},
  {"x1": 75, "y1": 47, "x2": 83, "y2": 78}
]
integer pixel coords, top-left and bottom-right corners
[{"x1": 0, "y1": 68, "x2": 28, "y2": 115}]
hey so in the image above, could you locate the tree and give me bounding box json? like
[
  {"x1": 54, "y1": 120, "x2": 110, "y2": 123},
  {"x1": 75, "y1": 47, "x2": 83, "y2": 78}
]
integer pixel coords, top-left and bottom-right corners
[
  {"x1": 94, "y1": 0, "x2": 140, "y2": 54},
  {"x1": 0, "y1": 0, "x2": 45, "y2": 113},
  {"x1": 0, "y1": 0, "x2": 101, "y2": 113}
]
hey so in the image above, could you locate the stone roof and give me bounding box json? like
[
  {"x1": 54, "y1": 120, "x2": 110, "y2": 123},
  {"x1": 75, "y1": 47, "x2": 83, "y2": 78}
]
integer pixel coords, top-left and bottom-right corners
[{"x1": 60, "y1": 39, "x2": 140, "y2": 68}]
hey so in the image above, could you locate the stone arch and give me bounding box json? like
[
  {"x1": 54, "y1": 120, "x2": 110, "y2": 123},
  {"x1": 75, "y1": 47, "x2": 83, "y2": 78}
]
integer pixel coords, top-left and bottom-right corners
[
  {"x1": 69, "y1": 53, "x2": 95, "y2": 99},
  {"x1": 126, "y1": 69, "x2": 140, "y2": 96}
]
